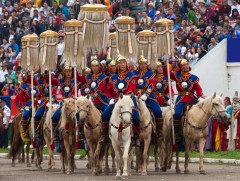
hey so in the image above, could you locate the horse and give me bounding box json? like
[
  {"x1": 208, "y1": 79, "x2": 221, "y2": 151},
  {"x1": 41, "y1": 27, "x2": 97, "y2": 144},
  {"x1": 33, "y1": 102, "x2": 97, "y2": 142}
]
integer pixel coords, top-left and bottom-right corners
[
  {"x1": 7, "y1": 112, "x2": 32, "y2": 167},
  {"x1": 76, "y1": 95, "x2": 104, "y2": 176},
  {"x1": 179, "y1": 93, "x2": 229, "y2": 174},
  {"x1": 109, "y1": 94, "x2": 135, "y2": 179},
  {"x1": 104, "y1": 144, "x2": 116, "y2": 174},
  {"x1": 135, "y1": 97, "x2": 153, "y2": 176},
  {"x1": 59, "y1": 98, "x2": 77, "y2": 175},
  {"x1": 43, "y1": 103, "x2": 61, "y2": 170}
]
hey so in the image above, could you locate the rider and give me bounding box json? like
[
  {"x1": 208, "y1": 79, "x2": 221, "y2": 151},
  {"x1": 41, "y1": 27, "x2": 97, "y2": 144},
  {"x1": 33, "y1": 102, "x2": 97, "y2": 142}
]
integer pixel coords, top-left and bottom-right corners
[
  {"x1": 100, "y1": 53, "x2": 140, "y2": 145},
  {"x1": 34, "y1": 70, "x2": 58, "y2": 137},
  {"x1": 51, "y1": 62, "x2": 85, "y2": 140},
  {"x1": 84, "y1": 56, "x2": 109, "y2": 111},
  {"x1": 106, "y1": 59, "x2": 117, "y2": 77},
  {"x1": 15, "y1": 73, "x2": 40, "y2": 141},
  {"x1": 136, "y1": 54, "x2": 163, "y2": 134},
  {"x1": 165, "y1": 59, "x2": 203, "y2": 143}
]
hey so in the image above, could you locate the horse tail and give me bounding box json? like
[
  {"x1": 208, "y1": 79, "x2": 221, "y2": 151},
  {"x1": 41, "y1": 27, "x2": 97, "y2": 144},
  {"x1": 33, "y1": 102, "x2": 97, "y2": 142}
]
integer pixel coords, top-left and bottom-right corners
[{"x1": 7, "y1": 113, "x2": 24, "y2": 159}]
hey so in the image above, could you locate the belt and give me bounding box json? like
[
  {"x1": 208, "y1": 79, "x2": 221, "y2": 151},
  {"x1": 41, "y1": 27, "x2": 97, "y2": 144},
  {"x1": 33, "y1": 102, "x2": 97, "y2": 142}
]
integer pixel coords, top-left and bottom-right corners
[
  {"x1": 179, "y1": 92, "x2": 193, "y2": 96},
  {"x1": 157, "y1": 93, "x2": 168, "y2": 97},
  {"x1": 42, "y1": 97, "x2": 49, "y2": 100},
  {"x1": 137, "y1": 88, "x2": 147, "y2": 94}
]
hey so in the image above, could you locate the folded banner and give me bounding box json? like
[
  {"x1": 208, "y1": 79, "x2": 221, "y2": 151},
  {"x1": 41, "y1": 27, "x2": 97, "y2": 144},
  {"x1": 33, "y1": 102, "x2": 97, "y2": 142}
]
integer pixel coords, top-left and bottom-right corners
[{"x1": 227, "y1": 38, "x2": 240, "y2": 63}]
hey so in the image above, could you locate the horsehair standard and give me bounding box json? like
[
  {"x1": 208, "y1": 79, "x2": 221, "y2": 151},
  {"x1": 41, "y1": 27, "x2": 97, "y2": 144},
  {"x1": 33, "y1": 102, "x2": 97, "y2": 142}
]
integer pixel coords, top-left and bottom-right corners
[
  {"x1": 154, "y1": 19, "x2": 174, "y2": 57},
  {"x1": 137, "y1": 30, "x2": 157, "y2": 69},
  {"x1": 39, "y1": 30, "x2": 58, "y2": 73},
  {"x1": 115, "y1": 16, "x2": 138, "y2": 63},
  {"x1": 21, "y1": 34, "x2": 39, "y2": 71},
  {"x1": 78, "y1": 4, "x2": 109, "y2": 53},
  {"x1": 63, "y1": 19, "x2": 84, "y2": 71},
  {"x1": 109, "y1": 32, "x2": 117, "y2": 60}
]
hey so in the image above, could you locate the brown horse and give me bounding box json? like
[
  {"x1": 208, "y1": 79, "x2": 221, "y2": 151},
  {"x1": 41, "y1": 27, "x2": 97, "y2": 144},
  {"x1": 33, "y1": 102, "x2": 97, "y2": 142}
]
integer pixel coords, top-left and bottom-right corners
[
  {"x1": 59, "y1": 98, "x2": 77, "y2": 175},
  {"x1": 7, "y1": 112, "x2": 32, "y2": 167}
]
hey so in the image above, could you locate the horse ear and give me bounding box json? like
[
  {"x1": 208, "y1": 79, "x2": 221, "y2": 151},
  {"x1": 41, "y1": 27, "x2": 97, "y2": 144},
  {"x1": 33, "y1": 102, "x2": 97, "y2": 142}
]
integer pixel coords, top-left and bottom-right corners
[
  {"x1": 86, "y1": 95, "x2": 90, "y2": 99},
  {"x1": 72, "y1": 96, "x2": 77, "y2": 100},
  {"x1": 120, "y1": 93, "x2": 123, "y2": 99},
  {"x1": 212, "y1": 92, "x2": 216, "y2": 99},
  {"x1": 220, "y1": 93, "x2": 223, "y2": 97}
]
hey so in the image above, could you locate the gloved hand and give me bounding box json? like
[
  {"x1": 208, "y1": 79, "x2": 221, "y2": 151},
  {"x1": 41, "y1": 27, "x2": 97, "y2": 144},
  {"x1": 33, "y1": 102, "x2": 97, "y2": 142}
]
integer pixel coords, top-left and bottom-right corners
[
  {"x1": 109, "y1": 99, "x2": 115, "y2": 105},
  {"x1": 198, "y1": 97, "x2": 204, "y2": 102},
  {"x1": 140, "y1": 94, "x2": 147, "y2": 101}
]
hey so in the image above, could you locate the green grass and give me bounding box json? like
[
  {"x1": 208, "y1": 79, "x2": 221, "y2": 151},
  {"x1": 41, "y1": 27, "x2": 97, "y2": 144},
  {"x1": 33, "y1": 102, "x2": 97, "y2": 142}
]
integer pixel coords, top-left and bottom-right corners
[{"x1": 1, "y1": 148, "x2": 240, "y2": 159}]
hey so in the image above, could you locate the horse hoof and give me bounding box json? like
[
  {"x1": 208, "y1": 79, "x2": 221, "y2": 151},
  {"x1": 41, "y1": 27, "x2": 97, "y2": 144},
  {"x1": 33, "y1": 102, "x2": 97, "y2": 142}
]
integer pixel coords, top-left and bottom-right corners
[
  {"x1": 38, "y1": 166, "x2": 42, "y2": 170},
  {"x1": 176, "y1": 168, "x2": 181, "y2": 174},
  {"x1": 155, "y1": 167, "x2": 160, "y2": 172},
  {"x1": 141, "y1": 172, "x2": 147, "y2": 176},
  {"x1": 11, "y1": 163, "x2": 16, "y2": 167},
  {"x1": 161, "y1": 167, "x2": 167, "y2": 172},
  {"x1": 115, "y1": 175, "x2": 121, "y2": 180},
  {"x1": 121, "y1": 175, "x2": 128, "y2": 180},
  {"x1": 200, "y1": 170, "x2": 206, "y2": 175},
  {"x1": 26, "y1": 163, "x2": 31, "y2": 167},
  {"x1": 184, "y1": 169, "x2": 190, "y2": 174},
  {"x1": 112, "y1": 168, "x2": 117, "y2": 173},
  {"x1": 67, "y1": 170, "x2": 72, "y2": 175},
  {"x1": 86, "y1": 163, "x2": 91, "y2": 169}
]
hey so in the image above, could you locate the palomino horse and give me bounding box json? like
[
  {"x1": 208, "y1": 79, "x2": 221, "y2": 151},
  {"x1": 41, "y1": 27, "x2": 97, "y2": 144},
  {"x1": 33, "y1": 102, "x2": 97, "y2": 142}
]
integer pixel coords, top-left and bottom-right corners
[
  {"x1": 43, "y1": 104, "x2": 61, "y2": 170},
  {"x1": 135, "y1": 97, "x2": 153, "y2": 176},
  {"x1": 109, "y1": 94, "x2": 135, "y2": 179},
  {"x1": 59, "y1": 98, "x2": 77, "y2": 175},
  {"x1": 7, "y1": 112, "x2": 32, "y2": 167},
  {"x1": 76, "y1": 95, "x2": 103, "y2": 176},
  {"x1": 180, "y1": 93, "x2": 228, "y2": 174}
]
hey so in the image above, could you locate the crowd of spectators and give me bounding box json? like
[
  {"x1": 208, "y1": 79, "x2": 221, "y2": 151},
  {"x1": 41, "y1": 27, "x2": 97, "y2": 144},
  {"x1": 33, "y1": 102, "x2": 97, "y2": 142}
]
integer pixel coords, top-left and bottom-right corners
[{"x1": 0, "y1": 0, "x2": 240, "y2": 98}]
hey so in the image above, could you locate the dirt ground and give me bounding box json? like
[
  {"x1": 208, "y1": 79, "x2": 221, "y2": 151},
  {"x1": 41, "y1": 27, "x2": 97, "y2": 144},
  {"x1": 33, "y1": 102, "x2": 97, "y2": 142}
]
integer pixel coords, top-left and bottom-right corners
[{"x1": 0, "y1": 158, "x2": 239, "y2": 181}]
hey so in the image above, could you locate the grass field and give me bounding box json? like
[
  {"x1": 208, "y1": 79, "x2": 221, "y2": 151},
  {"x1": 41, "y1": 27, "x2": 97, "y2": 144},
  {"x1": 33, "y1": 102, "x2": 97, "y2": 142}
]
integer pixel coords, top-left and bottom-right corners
[{"x1": 1, "y1": 148, "x2": 240, "y2": 159}]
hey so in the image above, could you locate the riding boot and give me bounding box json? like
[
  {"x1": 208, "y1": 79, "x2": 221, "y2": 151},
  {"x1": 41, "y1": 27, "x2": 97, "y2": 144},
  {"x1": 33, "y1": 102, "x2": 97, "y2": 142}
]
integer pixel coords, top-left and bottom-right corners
[
  {"x1": 156, "y1": 118, "x2": 163, "y2": 138},
  {"x1": 34, "y1": 121, "x2": 39, "y2": 138},
  {"x1": 52, "y1": 122, "x2": 59, "y2": 141},
  {"x1": 133, "y1": 128, "x2": 141, "y2": 147},
  {"x1": 173, "y1": 119, "x2": 181, "y2": 144},
  {"x1": 78, "y1": 122, "x2": 85, "y2": 140},
  {"x1": 21, "y1": 121, "x2": 30, "y2": 139},
  {"x1": 99, "y1": 122, "x2": 109, "y2": 145}
]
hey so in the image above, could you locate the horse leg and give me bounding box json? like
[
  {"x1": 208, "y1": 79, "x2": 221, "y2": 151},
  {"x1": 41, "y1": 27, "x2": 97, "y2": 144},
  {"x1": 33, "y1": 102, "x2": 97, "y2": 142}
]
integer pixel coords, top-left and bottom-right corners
[
  {"x1": 65, "y1": 144, "x2": 72, "y2": 175},
  {"x1": 104, "y1": 144, "x2": 110, "y2": 174},
  {"x1": 111, "y1": 145, "x2": 116, "y2": 173},
  {"x1": 122, "y1": 139, "x2": 131, "y2": 179},
  {"x1": 112, "y1": 142, "x2": 121, "y2": 179},
  {"x1": 199, "y1": 138, "x2": 206, "y2": 174},
  {"x1": 26, "y1": 143, "x2": 31, "y2": 167},
  {"x1": 135, "y1": 146, "x2": 142, "y2": 174},
  {"x1": 61, "y1": 149, "x2": 66, "y2": 173},
  {"x1": 141, "y1": 138, "x2": 150, "y2": 176},
  {"x1": 155, "y1": 141, "x2": 160, "y2": 172},
  {"x1": 88, "y1": 143, "x2": 96, "y2": 176},
  {"x1": 22, "y1": 144, "x2": 25, "y2": 163},
  {"x1": 175, "y1": 149, "x2": 181, "y2": 173},
  {"x1": 184, "y1": 139, "x2": 190, "y2": 174}
]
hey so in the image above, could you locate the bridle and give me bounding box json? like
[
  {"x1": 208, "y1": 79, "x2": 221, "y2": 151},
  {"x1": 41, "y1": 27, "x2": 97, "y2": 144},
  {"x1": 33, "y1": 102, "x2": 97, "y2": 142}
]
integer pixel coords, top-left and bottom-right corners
[{"x1": 120, "y1": 110, "x2": 133, "y2": 126}]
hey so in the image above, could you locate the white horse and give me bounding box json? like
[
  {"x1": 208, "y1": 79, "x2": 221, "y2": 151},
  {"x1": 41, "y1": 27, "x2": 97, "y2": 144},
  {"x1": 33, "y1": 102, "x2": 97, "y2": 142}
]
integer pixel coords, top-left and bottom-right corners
[
  {"x1": 180, "y1": 93, "x2": 228, "y2": 174},
  {"x1": 43, "y1": 103, "x2": 60, "y2": 170},
  {"x1": 109, "y1": 94, "x2": 135, "y2": 179}
]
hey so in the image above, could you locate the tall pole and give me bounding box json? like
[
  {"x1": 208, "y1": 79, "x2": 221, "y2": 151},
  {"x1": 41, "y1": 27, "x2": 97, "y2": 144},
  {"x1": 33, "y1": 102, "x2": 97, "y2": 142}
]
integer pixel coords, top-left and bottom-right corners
[
  {"x1": 31, "y1": 69, "x2": 35, "y2": 141},
  {"x1": 49, "y1": 70, "x2": 53, "y2": 147},
  {"x1": 73, "y1": 63, "x2": 78, "y2": 145}
]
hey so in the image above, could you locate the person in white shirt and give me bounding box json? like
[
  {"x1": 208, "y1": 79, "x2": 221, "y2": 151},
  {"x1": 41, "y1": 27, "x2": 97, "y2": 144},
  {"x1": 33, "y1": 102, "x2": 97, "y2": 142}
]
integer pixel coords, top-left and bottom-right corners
[
  {"x1": 0, "y1": 64, "x2": 8, "y2": 90},
  {"x1": 230, "y1": 0, "x2": 240, "y2": 16},
  {"x1": 0, "y1": 98, "x2": 11, "y2": 148},
  {"x1": 57, "y1": 36, "x2": 65, "y2": 69}
]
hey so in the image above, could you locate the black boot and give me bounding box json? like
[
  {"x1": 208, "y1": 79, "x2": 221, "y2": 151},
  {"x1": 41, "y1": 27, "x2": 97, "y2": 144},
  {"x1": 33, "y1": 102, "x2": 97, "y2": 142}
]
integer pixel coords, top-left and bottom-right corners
[
  {"x1": 173, "y1": 119, "x2": 181, "y2": 144},
  {"x1": 34, "y1": 121, "x2": 39, "y2": 138},
  {"x1": 78, "y1": 122, "x2": 85, "y2": 140},
  {"x1": 52, "y1": 122, "x2": 59, "y2": 141},
  {"x1": 133, "y1": 128, "x2": 141, "y2": 147},
  {"x1": 156, "y1": 118, "x2": 163, "y2": 137},
  {"x1": 99, "y1": 122, "x2": 109, "y2": 145}
]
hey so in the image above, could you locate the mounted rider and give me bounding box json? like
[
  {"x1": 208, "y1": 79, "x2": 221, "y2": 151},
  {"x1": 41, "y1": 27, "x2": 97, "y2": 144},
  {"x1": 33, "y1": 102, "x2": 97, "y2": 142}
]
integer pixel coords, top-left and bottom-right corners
[
  {"x1": 154, "y1": 61, "x2": 173, "y2": 107},
  {"x1": 34, "y1": 71, "x2": 58, "y2": 137},
  {"x1": 84, "y1": 56, "x2": 109, "y2": 111},
  {"x1": 165, "y1": 59, "x2": 203, "y2": 142},
  {"x1": 15, "y1": 74, "x2": 40, "y2": 141},
  {"x1": 100, "y1": 53, "x2": 140, "y2": 145},
  {"x1": 136, "y1": 54, "x2": 163, "y2": 136},
  {"x1": 51, "y1": 62, "x2": 85, "y2": 140}
]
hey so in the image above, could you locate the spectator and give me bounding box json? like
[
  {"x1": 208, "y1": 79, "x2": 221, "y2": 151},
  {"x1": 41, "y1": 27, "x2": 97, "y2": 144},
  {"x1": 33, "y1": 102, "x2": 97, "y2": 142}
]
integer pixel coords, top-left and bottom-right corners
[
  {"x1": 52, "y1": 1, "x2": 61, "y2": 16},
  {"x1": 0, "y1": 98, "x2": 11, "y2": 149},
  {"x1": 219, "y1": 0, "x2": 231, "y2": 16},
  {"x1": 9, "y1": 38, "x2": 19, "y2": 55},
  {"x1": 1, "y1": 38, "x2": 10, "y2": 51},
  {"x1": 36, "y1": 1, "x2": 44, "y2": 14},
  {"x1": 230, "y1": 0, "x2": 240, "y2": 16},
  {"x1": 154, "y1": 11, "x2": 162, "y2": 21},
  {"x1": 73, "y1": 0, "x2": 81, "y2": 19},
  {"x1": 60, "y1": 2, "x2": 70, "y2": 20},
  {"x1": 187, "y1": 5, "x2": 198, "y2": 26},
  {"x1": 43, "y1": 2, "x2": 51, "y2": 16},
  {"x1": 57, "y1": 36, "x2": 64, "y2": 68},
  {"x1": 0, "y1": 64, "x2": 8, "y2": 90},
  {"x1": 139, "y1": 11, "x2": 152, "y2": 26},
  {"x1": 234, "y1": 16, "x2": 240, "y2": 31},
  {"x1": 166, "y1": 7, "x2": 176, "y2": 23},
  {"x1": 5, "y1": 47, "x2": 16, "y2": 62},
  {"x1": 208, "y1": 37, "x2": 218, "y2": 51},
  {"x1": 147, "y1": 3, "x2": 156, "y2": 20}
]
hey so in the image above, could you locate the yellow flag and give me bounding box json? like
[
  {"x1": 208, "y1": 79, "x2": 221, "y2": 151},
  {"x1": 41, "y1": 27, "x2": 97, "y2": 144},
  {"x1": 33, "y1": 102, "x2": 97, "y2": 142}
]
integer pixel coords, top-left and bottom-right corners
[{"x1": 215, "y1": 125, "x2": 221, "y2": 151}]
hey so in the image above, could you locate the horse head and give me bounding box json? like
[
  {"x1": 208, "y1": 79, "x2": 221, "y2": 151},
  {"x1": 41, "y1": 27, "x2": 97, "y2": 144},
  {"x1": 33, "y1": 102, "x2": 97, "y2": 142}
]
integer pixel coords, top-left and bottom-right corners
[
  {"x1": 209, "y1": 92, "x2": 229, "y2": 121},
  {"x1": 62, "y1": 98, "x2": 76, "y2": 121},
  {"x1": 115, "y1": 93, "x2": 134, "y2": 126},
  {"x1": 76, "y1": 96, "x2": 92, "y2": 122}
]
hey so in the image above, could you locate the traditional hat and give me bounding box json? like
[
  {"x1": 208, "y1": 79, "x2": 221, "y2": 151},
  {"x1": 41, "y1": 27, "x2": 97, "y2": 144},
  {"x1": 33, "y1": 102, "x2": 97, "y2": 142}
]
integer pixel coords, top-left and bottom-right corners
[
  {"x1": 91, "y1": 56, "x2": 100, "y2": 66},
  {"x1": 109, "y1": 60, "x2": 117, "y2": 67},
  {"x1": 63, "y1": 62, "x2": 72, "y2": 71},
  {"x1": 155, "y1": 61, "x2": 162, "y2": 68},
  {"x1": 138, "y1": 51, "x2": 148, "y2": 64},
  {"x1": 116, "y1": 50, "x2": 127, "y2": 63},
  {"x1": 84, "y1": 67, "x2": 91, "y2": 75}
]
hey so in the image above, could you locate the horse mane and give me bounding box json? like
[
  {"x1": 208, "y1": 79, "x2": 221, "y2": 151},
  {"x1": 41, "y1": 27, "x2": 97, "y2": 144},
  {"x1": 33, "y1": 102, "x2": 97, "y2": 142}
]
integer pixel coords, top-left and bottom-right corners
[
  {"x1": 45, "y1": 104, "x2": 60, "y2": 128},
  {"x1": 138, "y1": 98, "x2": 150, "y2": 117}
]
